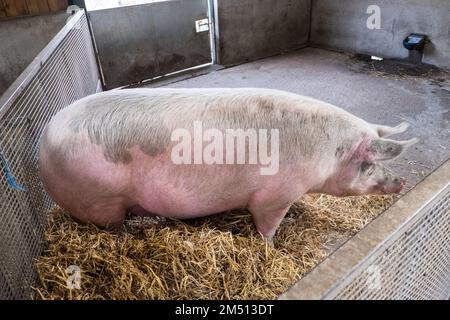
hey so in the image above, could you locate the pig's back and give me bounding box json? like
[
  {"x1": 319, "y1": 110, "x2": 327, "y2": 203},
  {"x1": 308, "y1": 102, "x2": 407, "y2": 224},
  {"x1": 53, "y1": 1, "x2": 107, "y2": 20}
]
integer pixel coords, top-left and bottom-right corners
[
  {"x1": 44, "y1": 87, "x2": 372, "y2": 173},
  {"x1": 61, "y1": 87, "x2": 359, "y2": 129}
]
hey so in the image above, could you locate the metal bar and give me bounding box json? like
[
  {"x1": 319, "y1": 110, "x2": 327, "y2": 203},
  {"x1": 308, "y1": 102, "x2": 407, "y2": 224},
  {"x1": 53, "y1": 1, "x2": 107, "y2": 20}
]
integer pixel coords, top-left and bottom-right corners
[{"x1": 0, "y1": 9, "x2": 84, "y2": 119}]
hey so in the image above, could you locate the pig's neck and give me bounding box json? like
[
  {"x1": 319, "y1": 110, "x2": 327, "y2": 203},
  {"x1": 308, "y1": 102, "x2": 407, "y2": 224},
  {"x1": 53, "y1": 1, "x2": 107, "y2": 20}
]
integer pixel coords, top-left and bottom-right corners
[
  {"x1": 304, "y1": 157, "x2": 342, "y2": 195},
  {"x1": 304, "y1": 137, "x2": 368, "y2": 196}
]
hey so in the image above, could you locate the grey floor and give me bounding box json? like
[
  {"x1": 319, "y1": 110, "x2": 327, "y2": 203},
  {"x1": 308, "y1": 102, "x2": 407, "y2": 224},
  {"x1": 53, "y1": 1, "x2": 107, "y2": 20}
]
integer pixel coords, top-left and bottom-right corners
[{"x1": 142, "y1": 47, "x2": 450, "y2": 191}]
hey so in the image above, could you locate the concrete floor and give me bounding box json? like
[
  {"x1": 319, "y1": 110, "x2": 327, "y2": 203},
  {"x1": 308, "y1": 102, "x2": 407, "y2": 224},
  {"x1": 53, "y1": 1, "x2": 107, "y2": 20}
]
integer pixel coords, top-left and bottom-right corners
[{"x1": 142, "y1": 47, "x2": 450, "y2": 191}]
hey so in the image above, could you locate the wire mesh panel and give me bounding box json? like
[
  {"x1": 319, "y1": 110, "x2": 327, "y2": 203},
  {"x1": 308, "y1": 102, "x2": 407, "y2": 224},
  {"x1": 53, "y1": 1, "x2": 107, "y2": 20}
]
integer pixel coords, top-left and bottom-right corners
[
  {"x1": 324, "y1": 184, "x2": 450, "y2": 300},
  {"x1": 0, "y1": 10, "x2": 100, "y2": 299}
]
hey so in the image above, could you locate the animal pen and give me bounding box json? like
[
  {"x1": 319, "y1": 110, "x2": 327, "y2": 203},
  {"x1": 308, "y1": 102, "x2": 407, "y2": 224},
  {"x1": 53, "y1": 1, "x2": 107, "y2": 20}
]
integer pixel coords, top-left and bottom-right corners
[
  {"x1": 0, "y1": 6, "x2": 449, "y2": 300},
  {"x1": 0, "y1": 10, "x2": 101, "y2": 299}
]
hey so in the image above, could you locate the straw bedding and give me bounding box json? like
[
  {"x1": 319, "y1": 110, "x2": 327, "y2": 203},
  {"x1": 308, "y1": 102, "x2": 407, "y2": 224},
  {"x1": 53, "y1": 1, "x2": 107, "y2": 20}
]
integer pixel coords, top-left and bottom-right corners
[{"x1": 33, "y1": 194, "x2": 394, "y2": 300}]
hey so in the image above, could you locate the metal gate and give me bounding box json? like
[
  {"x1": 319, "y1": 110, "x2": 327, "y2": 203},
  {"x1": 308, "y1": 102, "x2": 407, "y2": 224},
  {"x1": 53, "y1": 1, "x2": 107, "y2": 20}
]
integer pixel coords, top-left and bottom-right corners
[
  {"x1": 0, "y1": 10, "x2": 101, "y2": 299},
  {"x1": 330, "y1": 184, "x2": 450, "y2": 299},
  {"x1": 87, "y1": 0, "x2": 214, "y2": 89}
]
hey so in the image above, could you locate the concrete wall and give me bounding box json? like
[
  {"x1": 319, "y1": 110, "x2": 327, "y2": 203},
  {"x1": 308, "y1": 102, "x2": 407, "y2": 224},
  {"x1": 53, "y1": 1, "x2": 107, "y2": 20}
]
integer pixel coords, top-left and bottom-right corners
[
  {"x1": 217, "y1": 0, "x2": 311, "y2": 66},
  {"x1": 0, "y1": 13, "x2": 68, "y2": 98},
  {"x1": 310, "y1": 0, "x2": 450, "y2": 69}
]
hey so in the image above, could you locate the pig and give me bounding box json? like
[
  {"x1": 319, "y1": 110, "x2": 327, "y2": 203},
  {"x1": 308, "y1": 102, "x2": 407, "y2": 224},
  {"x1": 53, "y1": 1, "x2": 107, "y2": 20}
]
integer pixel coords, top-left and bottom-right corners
[{"x1": 39, "y1": 88, "x2": 417, "y2": 244}]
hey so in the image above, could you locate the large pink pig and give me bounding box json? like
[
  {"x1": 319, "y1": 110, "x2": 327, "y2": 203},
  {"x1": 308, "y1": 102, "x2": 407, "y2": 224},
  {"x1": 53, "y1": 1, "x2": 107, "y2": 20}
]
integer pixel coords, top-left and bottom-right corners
[{"x1": 39, "y1": 88, "x2": 417, "y2": 243}]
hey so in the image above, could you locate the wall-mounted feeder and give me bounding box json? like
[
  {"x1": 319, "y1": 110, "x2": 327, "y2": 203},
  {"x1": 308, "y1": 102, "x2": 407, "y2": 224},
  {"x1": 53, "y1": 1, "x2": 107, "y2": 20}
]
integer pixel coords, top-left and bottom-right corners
[{"x1": 403, "y1": 33, "x2": 427, "y2": 63}]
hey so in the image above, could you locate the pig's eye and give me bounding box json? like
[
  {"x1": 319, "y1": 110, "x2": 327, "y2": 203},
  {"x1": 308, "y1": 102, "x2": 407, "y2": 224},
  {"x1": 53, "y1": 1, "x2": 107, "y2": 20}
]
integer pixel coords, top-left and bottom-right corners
[{"x1": 361, "y1": 162, "x2": 375, "y2": 175}]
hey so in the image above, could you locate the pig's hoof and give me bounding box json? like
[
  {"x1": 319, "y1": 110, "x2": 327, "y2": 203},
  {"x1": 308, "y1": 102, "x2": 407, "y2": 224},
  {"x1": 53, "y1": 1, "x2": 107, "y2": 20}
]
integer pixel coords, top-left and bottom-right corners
[
  {"x1": 258, "y1": 232, "x2": 275, "y2": 248},
  {"x1": 266, "y1": 238, "x2": 275, "y2": 248}
]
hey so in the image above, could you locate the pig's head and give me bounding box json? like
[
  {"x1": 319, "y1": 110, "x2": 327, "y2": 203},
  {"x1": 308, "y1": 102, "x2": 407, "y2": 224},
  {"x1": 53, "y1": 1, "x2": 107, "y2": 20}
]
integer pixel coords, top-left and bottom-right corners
[{"x1": 323, "y1": 137, "x2": 419, "y2": 196}]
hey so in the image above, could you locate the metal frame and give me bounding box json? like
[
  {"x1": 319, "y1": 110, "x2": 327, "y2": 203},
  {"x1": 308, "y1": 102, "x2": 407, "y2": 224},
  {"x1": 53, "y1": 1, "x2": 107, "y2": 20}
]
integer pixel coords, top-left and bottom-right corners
[
  {"x1": 0, "y1": 9, "x2": 100, "y2": 300},
  {"x1": 210, "y1": 0, "x2": 220, "y2": 65},
  {"x1": 325, "y1": 183, "x2": 450, "y2": 299},
  {"x1": 0, "y1": 10, "x2": 86, "y2": 118}
]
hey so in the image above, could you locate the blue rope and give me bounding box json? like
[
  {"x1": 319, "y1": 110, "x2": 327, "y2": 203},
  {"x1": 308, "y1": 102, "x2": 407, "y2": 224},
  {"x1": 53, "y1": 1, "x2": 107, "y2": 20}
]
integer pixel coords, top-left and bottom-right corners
[{"x1": 0, "y1": 150, "x2": 27, "y2": 192}]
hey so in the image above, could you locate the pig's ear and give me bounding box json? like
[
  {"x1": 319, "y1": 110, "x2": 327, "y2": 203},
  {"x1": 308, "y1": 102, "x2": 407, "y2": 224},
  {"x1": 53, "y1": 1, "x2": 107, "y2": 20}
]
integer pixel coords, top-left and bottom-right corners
[
  {"x1": 375, "y1": 122, "x2": 409, "y2": 137},
  {"x1": 369, "y1": 138, "x2": 419, "y2": 161}
]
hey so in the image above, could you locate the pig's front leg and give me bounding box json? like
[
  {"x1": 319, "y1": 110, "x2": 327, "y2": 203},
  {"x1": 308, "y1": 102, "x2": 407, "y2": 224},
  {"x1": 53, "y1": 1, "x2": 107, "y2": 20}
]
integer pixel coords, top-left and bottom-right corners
[{"x1": 248, "y1": 192, "x2": 297, "y2": 246}]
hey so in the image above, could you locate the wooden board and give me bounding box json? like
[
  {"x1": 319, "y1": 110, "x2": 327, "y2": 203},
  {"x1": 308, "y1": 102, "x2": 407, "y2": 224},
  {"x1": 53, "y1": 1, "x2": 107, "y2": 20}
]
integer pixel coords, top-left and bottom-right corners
[
  {"x1": 47, "y1": 0, "x2": 67, "y2": 12},
  {"x1": 0, "y1": 0, "x2": 67, "y2": 19},
  {"x1": 0, "y1": 1, "x2": 6, "y2": 18},
  {"x1": 3, "y1": 0, "x2": 29, "y2": 17},
  {"x1": 26, "y1": 0, "x2": 50, "y2": 15}
]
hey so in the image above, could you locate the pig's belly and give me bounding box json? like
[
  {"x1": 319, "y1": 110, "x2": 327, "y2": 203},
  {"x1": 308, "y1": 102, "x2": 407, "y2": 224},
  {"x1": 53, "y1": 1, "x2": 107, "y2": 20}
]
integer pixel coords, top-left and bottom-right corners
[
  {"x1": 135, "y1": 185, "x2": 253, "y2": 219},
  {"x1": 133, "y1": 167, "x2": 257, "y2": 219}
]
